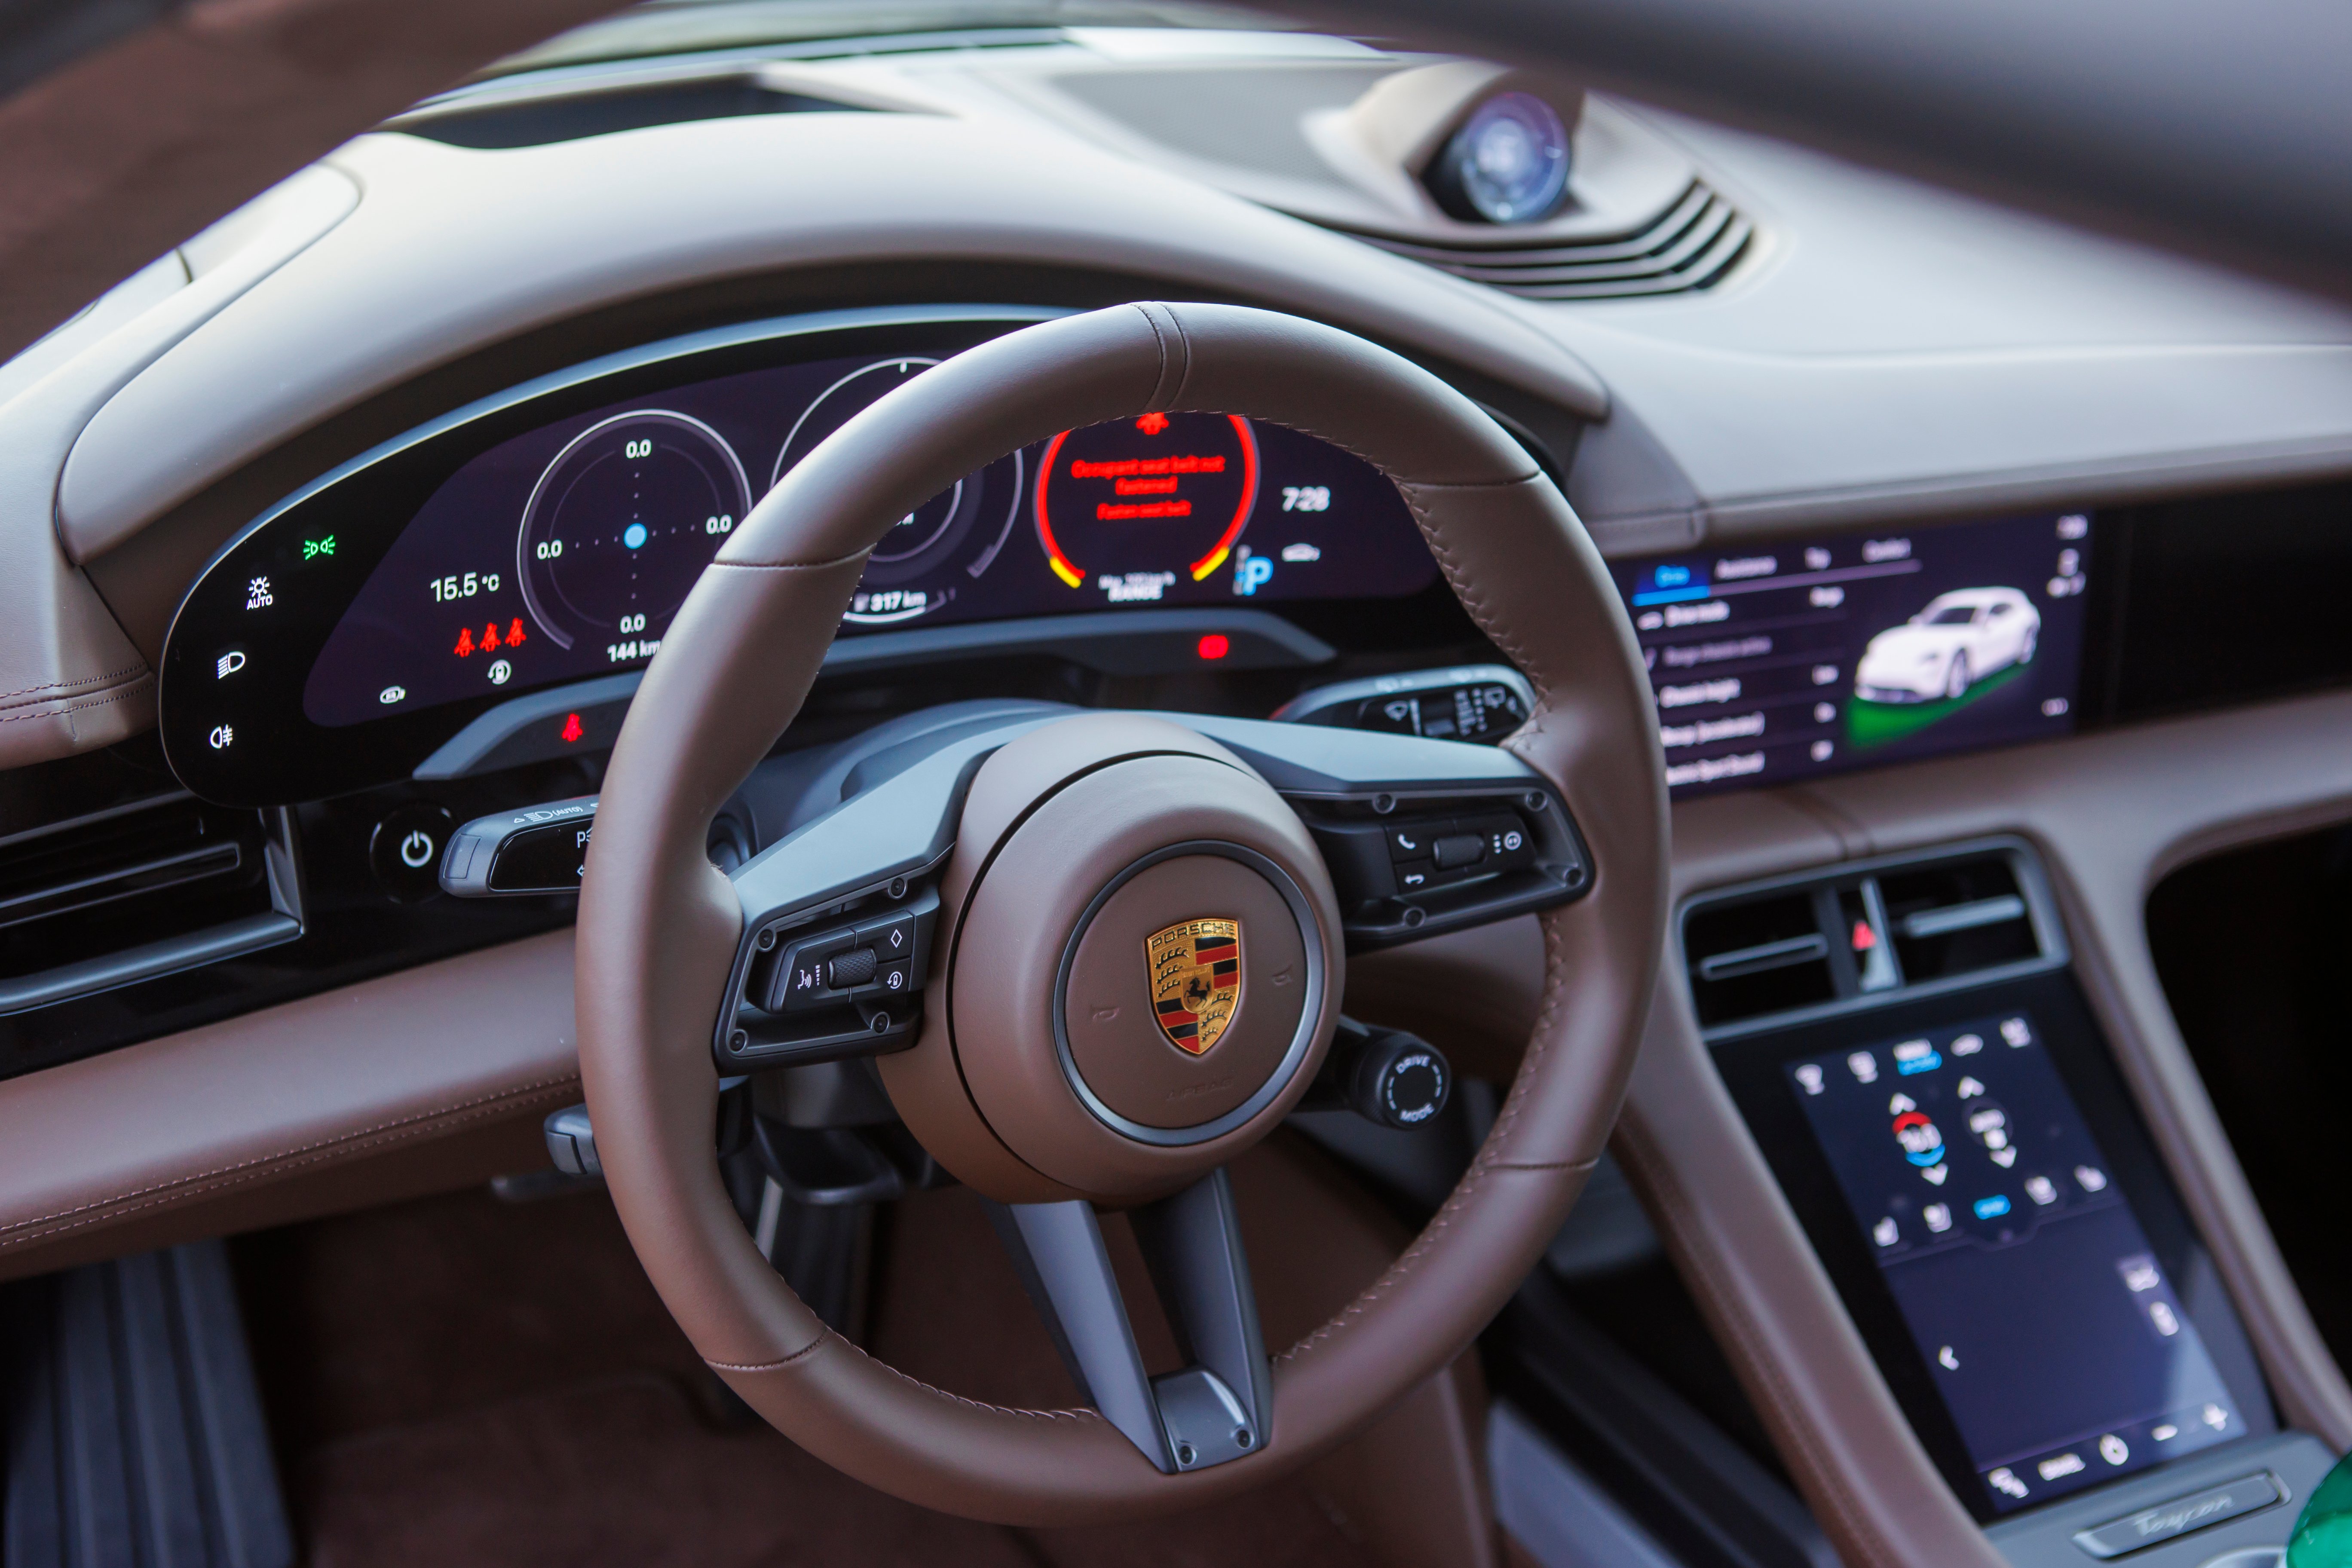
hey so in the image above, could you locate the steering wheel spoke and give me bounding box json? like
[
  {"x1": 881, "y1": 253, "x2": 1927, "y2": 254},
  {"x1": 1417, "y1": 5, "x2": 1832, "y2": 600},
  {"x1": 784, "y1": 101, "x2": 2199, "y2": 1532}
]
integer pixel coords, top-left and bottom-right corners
[
  {"x1": 713, "y1": 720, "x2": 1043, "y2": 1071},
  {"x1": 989, "y1": 1167, "x2": 1268, "y2": 1473},
  {"x1": 1177, "y1": 714, "x2": 1593, "y2": 950}
]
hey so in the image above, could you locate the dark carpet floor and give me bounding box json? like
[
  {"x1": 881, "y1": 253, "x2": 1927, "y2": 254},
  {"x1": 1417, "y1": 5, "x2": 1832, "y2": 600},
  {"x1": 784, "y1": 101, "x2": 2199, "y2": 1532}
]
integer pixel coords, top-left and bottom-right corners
[{"x1": 232, "y1": 1181, "x2": 1372, "y2": 1568}]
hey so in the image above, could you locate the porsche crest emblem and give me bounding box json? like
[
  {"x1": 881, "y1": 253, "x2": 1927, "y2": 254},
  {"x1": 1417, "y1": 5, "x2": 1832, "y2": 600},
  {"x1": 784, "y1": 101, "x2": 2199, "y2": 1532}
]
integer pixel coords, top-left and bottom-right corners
[{"x1": 1147, "y1": 917, "x2": 1241, "y2": 1056}]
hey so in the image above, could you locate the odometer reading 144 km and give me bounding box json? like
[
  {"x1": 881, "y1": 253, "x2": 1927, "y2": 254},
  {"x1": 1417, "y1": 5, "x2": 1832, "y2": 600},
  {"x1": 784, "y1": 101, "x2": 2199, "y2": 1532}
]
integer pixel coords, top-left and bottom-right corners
[{"x1": 516, "y1": 409, "x2": 750, "y2": 659}]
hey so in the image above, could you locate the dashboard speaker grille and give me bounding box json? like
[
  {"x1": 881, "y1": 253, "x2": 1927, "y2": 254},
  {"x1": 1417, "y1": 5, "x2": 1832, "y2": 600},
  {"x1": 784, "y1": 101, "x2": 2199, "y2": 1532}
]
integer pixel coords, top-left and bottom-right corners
[{"x1": 1357, "y1": 180, "x2": 1754, "y2": 302}]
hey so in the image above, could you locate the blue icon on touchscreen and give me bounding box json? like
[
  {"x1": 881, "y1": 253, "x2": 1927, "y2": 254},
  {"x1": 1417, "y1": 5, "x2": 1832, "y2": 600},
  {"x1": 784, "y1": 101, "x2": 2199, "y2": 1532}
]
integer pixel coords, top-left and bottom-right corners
[{"x1": 1894, "y1": 1039, "x2": 1943, "y2": 1075}]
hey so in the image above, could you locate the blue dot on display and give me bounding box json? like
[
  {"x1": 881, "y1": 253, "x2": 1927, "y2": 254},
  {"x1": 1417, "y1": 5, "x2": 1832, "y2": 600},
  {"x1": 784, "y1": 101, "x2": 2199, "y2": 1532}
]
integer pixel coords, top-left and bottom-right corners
[{"x1": 623, "y1": 523, "x2": 648, "y2": 549}]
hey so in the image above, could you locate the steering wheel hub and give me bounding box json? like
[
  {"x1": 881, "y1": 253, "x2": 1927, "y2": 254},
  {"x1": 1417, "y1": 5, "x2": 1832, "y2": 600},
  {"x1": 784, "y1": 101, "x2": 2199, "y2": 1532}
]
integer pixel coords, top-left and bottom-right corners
[{"x1": 922, "y1": 716, "x2": 1341, "y2": 1199}]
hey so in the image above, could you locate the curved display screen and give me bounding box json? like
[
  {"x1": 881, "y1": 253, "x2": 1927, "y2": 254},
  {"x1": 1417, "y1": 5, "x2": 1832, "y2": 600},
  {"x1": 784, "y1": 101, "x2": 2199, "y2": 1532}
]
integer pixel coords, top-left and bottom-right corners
[
  {"x1": 301, "y1": 353, "x2": 1428, "y2": 730},
  {"x1": 159, "y1": 315, "x2": 1441, "y2": 803},
  {"x1": 1608, "y1": 512, "x2": 2092, "y2": 796}
]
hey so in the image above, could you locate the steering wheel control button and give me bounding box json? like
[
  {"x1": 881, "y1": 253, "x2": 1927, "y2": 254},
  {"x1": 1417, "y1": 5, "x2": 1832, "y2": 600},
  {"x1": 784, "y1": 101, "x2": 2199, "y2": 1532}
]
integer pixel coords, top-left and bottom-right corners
[
  {"x1": 728, "y1": 887, "x2": 941, "y2": 1063},
  {"x1": 1386, "y1": 826, "x2": 1431, "y2": 861},
  {"x1": 1430, "y1": 832, "x2": 1487, "y2": 869},
  {"x1": 1305, "y1": 1019, "x2": 1453, "y2": 1129},
  {"x1": 859, "y1": 909, "x2": 919, "y2": 960},
  {"x1": 369, "y1": 805, "x2": 454, "y2": 903},
  {"x1": 1394, "y1": 861, "x2": 1434, "y2": 892},
  {"x1": 824, "y1": 947, "x2": 879, "y2": 990},
  {"x1": 772, "y1": 930, "x2": 857, "y2": 1011}
]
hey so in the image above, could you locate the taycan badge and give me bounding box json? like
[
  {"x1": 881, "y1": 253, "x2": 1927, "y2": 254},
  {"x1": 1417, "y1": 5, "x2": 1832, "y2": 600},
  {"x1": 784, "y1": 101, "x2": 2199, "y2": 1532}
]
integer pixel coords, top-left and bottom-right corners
[{"x1": 1147, "y1": 918, "x2": 1241, "y2": 1055}]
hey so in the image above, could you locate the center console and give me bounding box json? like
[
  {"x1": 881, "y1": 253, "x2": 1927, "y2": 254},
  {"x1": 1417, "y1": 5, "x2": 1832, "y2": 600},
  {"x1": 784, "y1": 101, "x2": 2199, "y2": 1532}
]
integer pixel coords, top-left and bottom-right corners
[{"x1": 1684, "y1": 840, "x2": 2336, "y2": 1565}]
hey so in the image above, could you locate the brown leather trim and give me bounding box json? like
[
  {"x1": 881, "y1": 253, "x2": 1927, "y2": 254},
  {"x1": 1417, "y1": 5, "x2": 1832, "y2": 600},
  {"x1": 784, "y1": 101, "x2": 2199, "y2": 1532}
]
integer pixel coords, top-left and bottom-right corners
[
  {"x1": 576, "y1": 302, "x2": 1667, "y2": 1520},
  {"x1": 0, "y1": 928, "x2": 580, "y2": 1282}
]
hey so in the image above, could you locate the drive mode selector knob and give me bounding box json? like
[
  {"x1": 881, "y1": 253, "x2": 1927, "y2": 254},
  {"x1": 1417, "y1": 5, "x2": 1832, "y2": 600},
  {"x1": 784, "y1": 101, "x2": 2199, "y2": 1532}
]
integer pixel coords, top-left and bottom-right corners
[{"x1": 1352, "y1": 1027, "x2": 1451, "y2": 1128}]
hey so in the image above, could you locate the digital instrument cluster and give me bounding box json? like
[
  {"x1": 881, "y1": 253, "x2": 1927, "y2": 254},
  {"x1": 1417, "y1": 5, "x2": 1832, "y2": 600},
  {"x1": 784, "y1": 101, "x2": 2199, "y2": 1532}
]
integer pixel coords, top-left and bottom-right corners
[
  {"x1": 295, "y1": 353, "x2": 1429, "y2": 730},
  {"x1": 158, "y1": 315, "x2": 1442, "y2": 803}
]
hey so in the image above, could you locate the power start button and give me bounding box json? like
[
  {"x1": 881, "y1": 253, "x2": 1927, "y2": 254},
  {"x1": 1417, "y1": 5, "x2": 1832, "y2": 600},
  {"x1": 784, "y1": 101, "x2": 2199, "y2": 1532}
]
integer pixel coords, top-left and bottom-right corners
[{"x1": 370, "y1": 804, "x2": 454, "y2": 903}]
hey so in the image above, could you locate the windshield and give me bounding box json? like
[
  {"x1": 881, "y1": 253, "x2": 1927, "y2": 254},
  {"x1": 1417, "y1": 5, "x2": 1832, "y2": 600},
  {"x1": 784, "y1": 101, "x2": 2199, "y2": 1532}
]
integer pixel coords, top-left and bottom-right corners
[
  {"x1": 1923, "y1": 605, "x2": 1979, "y2": 625},
  {"x1": 483, "y1": 0, "x2": 1306, "y2": 77}
]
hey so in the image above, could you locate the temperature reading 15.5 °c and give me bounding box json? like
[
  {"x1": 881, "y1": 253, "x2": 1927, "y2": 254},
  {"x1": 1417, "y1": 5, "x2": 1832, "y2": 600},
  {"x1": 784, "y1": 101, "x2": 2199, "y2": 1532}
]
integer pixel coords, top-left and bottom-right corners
[{"x1": 430, "y1": 570, "x2": 502, "y2": 602}]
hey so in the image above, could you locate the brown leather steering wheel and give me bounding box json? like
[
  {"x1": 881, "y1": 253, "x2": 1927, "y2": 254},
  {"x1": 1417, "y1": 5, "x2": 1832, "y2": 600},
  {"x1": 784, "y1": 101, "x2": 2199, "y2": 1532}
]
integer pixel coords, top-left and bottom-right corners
[{"x1": 575, "y1": 303, "x2": 1667, "y2": 1524}]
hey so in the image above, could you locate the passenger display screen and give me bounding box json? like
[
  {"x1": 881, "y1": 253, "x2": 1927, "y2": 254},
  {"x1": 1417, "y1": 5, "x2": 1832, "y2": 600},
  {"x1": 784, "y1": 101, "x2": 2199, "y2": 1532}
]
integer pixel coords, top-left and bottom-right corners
[
  {"x1": 1608, "y1": 514, "x2": 2091, "y2": 794},
  {"x1": 1786, "y1": 1011, "x2": 2247, "y2": 1513}
]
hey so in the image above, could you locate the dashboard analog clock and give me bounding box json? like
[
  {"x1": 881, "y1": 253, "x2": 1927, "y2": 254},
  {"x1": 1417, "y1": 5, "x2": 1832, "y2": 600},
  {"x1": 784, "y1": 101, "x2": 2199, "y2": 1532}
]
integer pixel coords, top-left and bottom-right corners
[{"x1": 516, "y1": 410, "x2": 750, "y2": 651}]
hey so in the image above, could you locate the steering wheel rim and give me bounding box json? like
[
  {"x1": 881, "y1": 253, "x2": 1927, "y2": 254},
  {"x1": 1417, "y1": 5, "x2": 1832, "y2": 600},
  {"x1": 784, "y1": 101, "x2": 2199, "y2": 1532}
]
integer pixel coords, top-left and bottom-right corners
[{"x1": 574, "y1": 302, "x2": 1668, "y2": 1524}]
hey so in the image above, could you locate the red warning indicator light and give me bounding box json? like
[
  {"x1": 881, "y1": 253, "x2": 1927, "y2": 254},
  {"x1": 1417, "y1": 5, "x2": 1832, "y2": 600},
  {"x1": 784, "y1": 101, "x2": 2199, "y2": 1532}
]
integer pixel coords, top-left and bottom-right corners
[
  {"x1": 1136, "y1": 411, "x2": 1170, "y2": 435},
  {"x1": 453, "y1": 627, "x2": 474, "y2": 657},
  {"x1": 1197, "y1": 633, "x2": 1230, "y2": 661},
  {"x1": 507, "y1": 619, "x2": 527, "y2": 646},
  {"x1": 1851, "y1": 919, "x2": 1877, "y2": 952},
  {"x1": 560, "y1": 712, "x2": 584, "y2": 744}
]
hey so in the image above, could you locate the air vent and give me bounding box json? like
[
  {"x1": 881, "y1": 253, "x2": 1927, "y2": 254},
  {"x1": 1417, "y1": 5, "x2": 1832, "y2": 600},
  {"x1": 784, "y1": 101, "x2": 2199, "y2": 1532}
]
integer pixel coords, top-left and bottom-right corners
[
  {"x1": 1681, "y1": 840, "x2": 2063, "y2": 1037},
  {"x1": 1359, "y1": 180, "x2": 1753, "y2": 301},
  {"x1": 1685, "y1": 889, "x2": 1834, "y2": 1029},
  {"x1": 0, "y1": 795, "x2": 301, "y2": 1014}
]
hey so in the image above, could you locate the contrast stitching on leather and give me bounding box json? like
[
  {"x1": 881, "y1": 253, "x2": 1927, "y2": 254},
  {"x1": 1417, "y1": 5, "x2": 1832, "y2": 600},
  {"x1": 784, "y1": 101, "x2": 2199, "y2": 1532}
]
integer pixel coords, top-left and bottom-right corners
[
  {"x1": 825, "y1": 1329, "x2": 1102, "y2": 1422},
  {"x1": 0, "y1": 664, "x2": 149, "y2": 704},
  {"x1": 706, "y1": 549, "x2": 875, "y2": 575},
  {"x1": 704, "y1": 1338, "x2": 827, "y2": 1374},
  {"x1": 1409, "y1": 485, "x2": 1556, "y2": 711},
  {"x1": 0, "y1": 679, "x2": 155, "y2": 725},
  {"x1": 1464, "y1": 899, "x2": 1574, "y2": 1169},
  {"x1": 0, "y1": 1072, "x2": 582, "y2": 1246},
  {"x1": 1157, "y1": 302, "x2": 1194, "y2": 411},
  {"x1": 1135, "y1": 303, "x2": 1176, "y2": 411}
]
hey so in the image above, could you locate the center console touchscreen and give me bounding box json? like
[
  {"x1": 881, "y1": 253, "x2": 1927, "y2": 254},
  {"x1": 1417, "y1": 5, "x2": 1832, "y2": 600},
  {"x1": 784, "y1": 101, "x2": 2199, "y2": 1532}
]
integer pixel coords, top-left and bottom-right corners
[
  {"x1": 1788, "y1": 1010, "x2": 2246, "y2": 1511},
  {"x1": 1713, "y1": 974, "x2": 2275, "y2": 1522}
]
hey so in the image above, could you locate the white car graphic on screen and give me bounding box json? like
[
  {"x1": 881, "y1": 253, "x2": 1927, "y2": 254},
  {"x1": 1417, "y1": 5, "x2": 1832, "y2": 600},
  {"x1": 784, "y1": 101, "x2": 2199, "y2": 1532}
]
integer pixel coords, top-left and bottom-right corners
[{"x1": 1854, "y1": 588, "x2": 2040, "y2": 703}]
